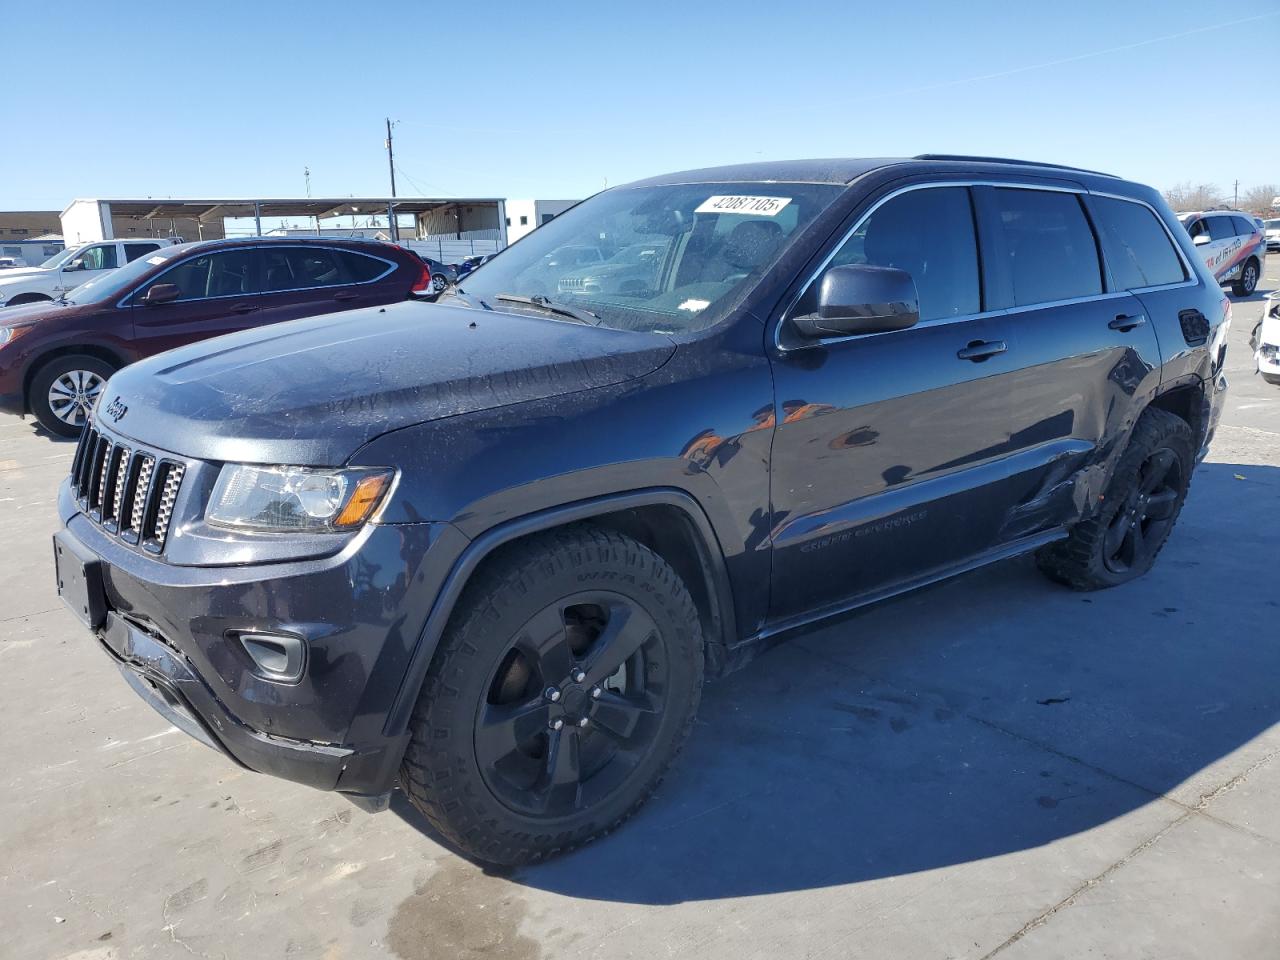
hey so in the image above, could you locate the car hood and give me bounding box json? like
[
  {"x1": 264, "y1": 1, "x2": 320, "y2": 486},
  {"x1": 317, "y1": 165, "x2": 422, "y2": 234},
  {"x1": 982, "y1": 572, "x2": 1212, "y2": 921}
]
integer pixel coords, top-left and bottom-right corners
[
  {"x1": 99, "y1": 300, "x2": 677, "y2": 464},
  {"x1": 0, "y1": 266, "x2": 53, "y2": 284},
  {"x1": 0, "y1": 299, "x2": 86, "y2": 323}
]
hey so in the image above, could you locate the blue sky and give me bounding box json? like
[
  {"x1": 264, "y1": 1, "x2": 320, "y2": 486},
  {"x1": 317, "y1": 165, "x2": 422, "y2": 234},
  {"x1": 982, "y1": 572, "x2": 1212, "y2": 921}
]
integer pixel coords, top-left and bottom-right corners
[{"x1": 1, "y1": 1, "x2": 1277, "y2": 210}]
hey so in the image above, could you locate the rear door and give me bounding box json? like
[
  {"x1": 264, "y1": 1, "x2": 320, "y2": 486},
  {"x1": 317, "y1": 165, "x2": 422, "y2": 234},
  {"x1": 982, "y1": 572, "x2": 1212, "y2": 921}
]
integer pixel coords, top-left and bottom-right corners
[
  {"x1": 767, "y1": 184, "x2": 1019, "y2": 624},
  {"x1": 251, "y1": 245, "x2": 401, "y2": 328},
  {"x1": 128, "y1": 247, "x2": 268, "y2": 357},
  {"x1": 979, "y1": 187, "x2": 1164, "y2": 538}
]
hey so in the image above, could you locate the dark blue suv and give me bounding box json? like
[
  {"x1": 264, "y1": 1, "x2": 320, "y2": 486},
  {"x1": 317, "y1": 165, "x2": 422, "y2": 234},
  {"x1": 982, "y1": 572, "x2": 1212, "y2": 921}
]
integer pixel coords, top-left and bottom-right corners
[{"x1": 54, "y1": 155, "x2": 1229, "y2": 864}]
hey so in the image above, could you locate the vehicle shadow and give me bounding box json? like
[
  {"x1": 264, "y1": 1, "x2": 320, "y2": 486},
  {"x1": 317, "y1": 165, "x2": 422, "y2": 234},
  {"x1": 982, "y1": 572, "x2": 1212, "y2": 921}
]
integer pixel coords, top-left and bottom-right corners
[{"x1": 401, "y1": 458, "x2": 1277, "y2": 904}]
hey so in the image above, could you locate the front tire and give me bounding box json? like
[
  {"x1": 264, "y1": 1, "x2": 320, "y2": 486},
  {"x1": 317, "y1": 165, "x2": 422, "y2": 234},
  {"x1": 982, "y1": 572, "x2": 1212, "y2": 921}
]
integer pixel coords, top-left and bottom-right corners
[
  {"x1": 4, "y1": 292, "x2": 54, "y2": 306},
  {"x1": 1232, "y1": 257, "x2": 1259, "y2": 297},
  {"x1": 1262, "y1": 371, "x2": 1280, "y2": 386},
  {"x1": 399, "y1": 526, "x2": 704, "y2": 865},
  {"x1": 1036, "y1": 407, "x2": 1193, "y2": 590},
  {"x1": 29, "y1": 354, "x2": 115, "y2": 437}
]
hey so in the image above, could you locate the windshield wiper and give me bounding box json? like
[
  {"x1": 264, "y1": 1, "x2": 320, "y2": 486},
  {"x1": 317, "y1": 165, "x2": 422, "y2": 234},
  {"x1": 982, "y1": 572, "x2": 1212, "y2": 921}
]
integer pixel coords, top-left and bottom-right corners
[{"x1": 495, "y1": 293, "x2": 599, "y2": 325}]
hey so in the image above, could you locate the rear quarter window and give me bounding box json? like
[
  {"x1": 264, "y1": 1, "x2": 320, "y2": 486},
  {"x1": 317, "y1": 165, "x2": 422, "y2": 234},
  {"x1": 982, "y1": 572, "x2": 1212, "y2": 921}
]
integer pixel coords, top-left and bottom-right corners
[{"x1": 1091, "y1": 197, "x2": 1186, "y2": 289}]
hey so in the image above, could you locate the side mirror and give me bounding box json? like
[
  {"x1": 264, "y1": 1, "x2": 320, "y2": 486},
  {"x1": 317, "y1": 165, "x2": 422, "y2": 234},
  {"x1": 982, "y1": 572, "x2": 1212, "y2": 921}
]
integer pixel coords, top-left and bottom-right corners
[
  {"x1": 140, "y1": 282, "x2": 180, "y2": 305},
  {"x1": 1193, "y1": 233, "x2": 1211, "y2": 246},
  {"x1": 791, "y1": 264, "x2": 920, "y2": 339},
  {"x1": 63, "y1": 258, "x2": 85, "y2": 272}
]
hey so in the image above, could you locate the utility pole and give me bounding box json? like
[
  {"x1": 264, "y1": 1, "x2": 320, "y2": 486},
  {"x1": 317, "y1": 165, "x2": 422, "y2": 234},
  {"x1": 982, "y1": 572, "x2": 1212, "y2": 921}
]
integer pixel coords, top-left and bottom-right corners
[
  {"x1": 385, "y1": 118, "x2": 399, "y2": 241},
  {"x1": 304, "y1": 166, "x2": 311, "y2": 198},
  {"x1": 1234, "y1": 179, "x2": 1240, "y2": 207}
]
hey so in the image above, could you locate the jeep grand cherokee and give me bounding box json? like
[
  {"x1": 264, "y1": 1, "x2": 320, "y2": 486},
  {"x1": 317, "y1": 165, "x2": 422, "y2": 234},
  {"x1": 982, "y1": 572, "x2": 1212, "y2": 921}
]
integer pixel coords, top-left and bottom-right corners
[{"x1": 54, "y1": 155, "x2": 1229, "y2": 865}]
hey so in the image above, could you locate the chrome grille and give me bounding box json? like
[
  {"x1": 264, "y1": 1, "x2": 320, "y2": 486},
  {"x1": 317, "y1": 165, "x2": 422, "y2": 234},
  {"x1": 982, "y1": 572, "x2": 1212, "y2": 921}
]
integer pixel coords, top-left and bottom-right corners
[
  {"x1": 129, "y1": 456, "x2": 155, "y2": 536},
  {"x1": 110, "y1": 448, "x2": 130, "y2": 521},
  {"x1": 151, "y1": 463, "x2": 185, "y2": 547},
  {"x1": 69, "y1": 421, "x2": 187, "y2": 554}
]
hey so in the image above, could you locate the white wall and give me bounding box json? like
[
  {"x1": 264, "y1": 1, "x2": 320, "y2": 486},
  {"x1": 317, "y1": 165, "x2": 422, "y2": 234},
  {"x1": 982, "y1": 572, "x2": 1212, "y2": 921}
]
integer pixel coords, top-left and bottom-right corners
[
  {"x1": 505, "y1": 199, "x2": 579, "y2": 243},
  {"x1": 60, "y1": 200, "x2": 111, "y2": 244}
]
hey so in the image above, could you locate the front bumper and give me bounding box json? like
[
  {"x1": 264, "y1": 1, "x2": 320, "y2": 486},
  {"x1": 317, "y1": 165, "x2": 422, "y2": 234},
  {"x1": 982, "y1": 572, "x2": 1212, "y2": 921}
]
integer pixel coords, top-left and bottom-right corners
[{"x1": 57, "y1": 480, "x2": 466, "y2": 797}]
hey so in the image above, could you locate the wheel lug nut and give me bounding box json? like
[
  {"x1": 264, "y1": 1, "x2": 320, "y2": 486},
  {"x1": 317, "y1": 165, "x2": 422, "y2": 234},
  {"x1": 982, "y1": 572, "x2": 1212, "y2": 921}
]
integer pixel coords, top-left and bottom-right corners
[
  {"x1": 544, "y1": 687, "x2": 561, "y2": 702},
  {"x1": 549, "y1": 718, "x2": 564, "y2": 731},
  {"x1": 591, "y1": 687, "x2": 602, "y2": 699},
  {"x1": 571, "y1": 669, "x2": 586, "y2": 683},
  {"x1": 577, "y1": 717, "x2": 589, "y2": 728}
]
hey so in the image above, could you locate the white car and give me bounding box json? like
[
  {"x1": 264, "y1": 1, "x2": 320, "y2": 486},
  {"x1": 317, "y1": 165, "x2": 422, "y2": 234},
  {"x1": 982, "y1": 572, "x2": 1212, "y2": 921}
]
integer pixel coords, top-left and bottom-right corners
[
  {"x1": 1176, "y1": 210, "x2": 1265, "y2": 297},
  {"x1": 1256, "y1": 293, "x2": 1280, "y2": 385},
  {"x1": 1263, "y1": 217, "x2": 1280, "y2": 253},
  {"x1": 0, "y1": 238, "x2": 181, "y2": 307}
]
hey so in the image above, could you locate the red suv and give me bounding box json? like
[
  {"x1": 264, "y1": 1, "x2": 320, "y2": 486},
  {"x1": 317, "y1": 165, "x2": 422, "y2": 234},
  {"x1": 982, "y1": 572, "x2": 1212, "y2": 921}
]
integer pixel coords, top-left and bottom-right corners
[{"x1": 0, "y1": 237, "x2": 430, "y2": 435}]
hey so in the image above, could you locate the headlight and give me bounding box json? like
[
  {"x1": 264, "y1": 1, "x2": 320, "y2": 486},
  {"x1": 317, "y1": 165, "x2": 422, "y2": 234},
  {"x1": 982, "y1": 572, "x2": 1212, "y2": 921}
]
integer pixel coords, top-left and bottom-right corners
[
  {"x1": 0, "y1": 324, "x2": 33, "y2": 346},
  {"x1": 207, "y1": 464, "x2": 395, "y2": 533}
]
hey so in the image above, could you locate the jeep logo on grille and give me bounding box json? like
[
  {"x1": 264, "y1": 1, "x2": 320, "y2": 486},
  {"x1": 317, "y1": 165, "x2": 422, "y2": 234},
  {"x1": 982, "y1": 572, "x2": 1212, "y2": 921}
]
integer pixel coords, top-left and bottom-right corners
[{"x1": 104, "y1": 396, "x2": 128, "y2": 423}]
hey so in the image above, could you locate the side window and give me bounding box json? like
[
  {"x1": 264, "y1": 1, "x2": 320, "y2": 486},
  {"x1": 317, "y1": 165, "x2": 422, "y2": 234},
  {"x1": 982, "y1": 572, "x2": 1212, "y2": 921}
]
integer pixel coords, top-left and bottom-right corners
[
  {"x1": 153, "y1": 250, "x2": 261, "y2": 301},
  {"x1": 1230, "y1": 216, "x2": 1255, "y2": 236},
  {"x1": 1206, "y1": 217, "x2": 1236, "y2": 241},
  {"x1": 1091, "y1": 197, "x2": 1186, "y2": 289},
  {"x1": 1186, "y1": 218, "x2": 1208, "y2": 240},
  {"x1": 334, "y1": 250, "x2": 391, "y2": 283},
  {"x1": 123, "y1": 242, "x2": 162, "y2": 263},
  {"x1": 79, "y1": 245, "x2": 119, "y2": 271},
  {"x1": 284, "y1": 248, "x2": 351, "y2": 289},
  {"x1": 828, "y1": 186, "x2": 980, "y2": 322},
  {"x1": 992, "y1": 189, "x2": 1101, "y2": 306}
]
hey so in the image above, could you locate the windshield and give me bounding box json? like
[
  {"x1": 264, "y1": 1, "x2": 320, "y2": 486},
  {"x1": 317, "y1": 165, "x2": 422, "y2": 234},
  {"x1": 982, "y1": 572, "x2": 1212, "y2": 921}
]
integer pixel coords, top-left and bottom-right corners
[
  {"x1": 1267, "y1": 220, "x2": 1280, "y2": 230},
  {"x1": 63, "y1": 245, "x2": 186, "y2": 303},
  {"x1": 457, "y1": 181, "x2": 843, "y2": 333},
  {"x1": 38, "y1": 245, "x2": 89, "y2": 271}
]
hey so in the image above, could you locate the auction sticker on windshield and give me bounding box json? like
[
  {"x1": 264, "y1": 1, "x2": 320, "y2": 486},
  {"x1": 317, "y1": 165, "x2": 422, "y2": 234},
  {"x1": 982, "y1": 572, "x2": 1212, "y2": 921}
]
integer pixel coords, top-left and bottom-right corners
[{"x1": 695, "y1": 195, "x2": 792, "y2": 216}]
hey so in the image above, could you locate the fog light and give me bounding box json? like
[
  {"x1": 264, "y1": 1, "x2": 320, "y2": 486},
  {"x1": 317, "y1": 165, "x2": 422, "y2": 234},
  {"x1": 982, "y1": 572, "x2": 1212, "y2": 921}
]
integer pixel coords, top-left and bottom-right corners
[{"x1": 237, "y1": 632, "x2": 306, "y2": 684}]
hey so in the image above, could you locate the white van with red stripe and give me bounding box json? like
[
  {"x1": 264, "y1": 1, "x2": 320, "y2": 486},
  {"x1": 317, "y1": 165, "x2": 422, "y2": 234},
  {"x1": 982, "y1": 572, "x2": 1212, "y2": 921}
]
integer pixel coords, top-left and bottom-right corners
[{"x1": 1177, "y1": 210, "x2": 1264, "y2": 297}]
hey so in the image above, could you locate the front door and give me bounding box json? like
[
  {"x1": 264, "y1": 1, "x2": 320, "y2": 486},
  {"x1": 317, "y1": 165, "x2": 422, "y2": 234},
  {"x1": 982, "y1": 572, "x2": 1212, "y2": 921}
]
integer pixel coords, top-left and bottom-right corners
[
  {"x1": 56, "y1": 243, "x2": 119, "y2": 296},
  {"x1": 128, "y1": 247, "x2": 270, "y2": 357},
  {"x1": 767, "y1": 184, "x2": 1017, "y2": 625}
]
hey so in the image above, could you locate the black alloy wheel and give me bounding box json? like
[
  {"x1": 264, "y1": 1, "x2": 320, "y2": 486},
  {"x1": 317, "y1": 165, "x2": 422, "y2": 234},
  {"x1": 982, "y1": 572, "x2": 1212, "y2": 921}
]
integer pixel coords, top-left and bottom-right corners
[
  {"x1": 475, "y1": 592, "x2": 667, "y2": 818},
  {"x1": 1101, "y1": 447, "x2": 1183, "y2": 575}
]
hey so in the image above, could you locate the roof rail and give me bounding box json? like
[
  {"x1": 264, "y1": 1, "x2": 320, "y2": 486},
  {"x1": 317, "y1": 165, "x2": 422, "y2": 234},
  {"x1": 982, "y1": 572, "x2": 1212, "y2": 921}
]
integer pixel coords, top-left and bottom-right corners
[{"x1": 913, "y1": 154, "x2": 1119, "y2": 178}]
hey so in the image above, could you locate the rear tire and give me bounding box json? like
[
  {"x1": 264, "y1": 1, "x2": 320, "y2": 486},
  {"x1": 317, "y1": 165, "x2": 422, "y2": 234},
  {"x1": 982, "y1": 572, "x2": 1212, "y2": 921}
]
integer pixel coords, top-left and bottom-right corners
[
  {"x1": 29, "y1": 354, "x2": 115, "y2": 437},
  {"x1": 1035, "y1": 407, "x2": 1193, "y2": 590},
  {"x1": 399, "y1": 526, "x2": 703, "y2": 865},
  {"x1": 1232, "y1": 257, "x2": 1259, "y2": 297}
]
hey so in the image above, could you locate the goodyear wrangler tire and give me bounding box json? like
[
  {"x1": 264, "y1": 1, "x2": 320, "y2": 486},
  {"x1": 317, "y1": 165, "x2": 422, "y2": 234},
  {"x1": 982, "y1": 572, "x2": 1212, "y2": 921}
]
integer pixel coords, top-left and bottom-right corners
[
  {"x1": 1035, "y1": 407, "x2": 1194, "y2": 590},
  {"x1": 399, "y1": 525, "x2": 703, "y2": 865}
]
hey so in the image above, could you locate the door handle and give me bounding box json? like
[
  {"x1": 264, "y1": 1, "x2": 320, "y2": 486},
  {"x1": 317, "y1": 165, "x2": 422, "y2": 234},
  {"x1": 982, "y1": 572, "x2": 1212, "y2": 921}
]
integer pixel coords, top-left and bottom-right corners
[
  {"x1": 1109, "y1": 313, "x2": 1146, "y2": 332},
  {"x1": 957, "y1": 339, "x2": 1008, "y2": 362},
  {"x1": 230, "y1": 303, "x2": 259, "y2": 315},
  {"x1": 334, "y1": 291, "x2": 359, "y2": 302}
]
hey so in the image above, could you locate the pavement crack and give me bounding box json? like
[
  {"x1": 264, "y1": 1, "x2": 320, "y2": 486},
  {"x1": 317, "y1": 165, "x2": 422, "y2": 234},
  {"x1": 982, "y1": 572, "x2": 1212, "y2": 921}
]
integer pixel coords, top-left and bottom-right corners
[{"x1": 976, "y1": 810, "x2": 1194, "y2": 960}]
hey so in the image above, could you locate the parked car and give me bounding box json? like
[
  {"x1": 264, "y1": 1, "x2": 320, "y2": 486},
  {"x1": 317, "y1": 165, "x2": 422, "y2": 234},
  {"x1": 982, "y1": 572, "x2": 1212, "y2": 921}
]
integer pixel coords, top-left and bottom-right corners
[
  {"x1": 557, "y1": 239, "x2": 670, "y2": 295},
  {"x1": 1256, "y1": 292, "x2": 1280, "y2": 384},
  {"x1": 0, "y1": 257, "x2": 21, "y2": 270},
  {"x1": 1176, "y1": 210, "x2": 1264, "y2": 296},
  {"x1": 54, "y1": 155, "x2": 1228, "y2": 866},
  {"x1": 455, "y1": 254, "x2": 494, "y2": 279},
  {"x1": 0, "y1": 237, "x2": 430, "y2": 435},
  {"x1": 1262, "y1": 218, "x2": 1280, "y2": 252},
  {"x1": 0, "y1": 238, "x2": 183, "y2": 307},
  {"x1": 412, "y1": 254, "x2": 457, "y2": 294}
]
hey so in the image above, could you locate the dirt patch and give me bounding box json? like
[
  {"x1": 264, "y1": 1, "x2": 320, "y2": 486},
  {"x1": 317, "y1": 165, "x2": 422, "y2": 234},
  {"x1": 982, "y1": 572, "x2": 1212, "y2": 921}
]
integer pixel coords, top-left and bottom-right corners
[{"x1": 387, "y1": 859, "x2": 539, "y2": 960}]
